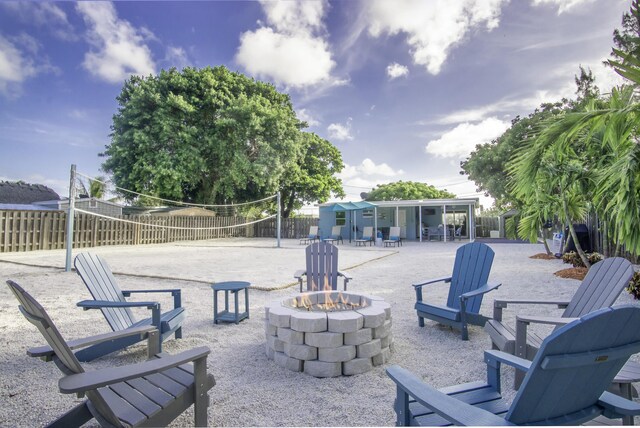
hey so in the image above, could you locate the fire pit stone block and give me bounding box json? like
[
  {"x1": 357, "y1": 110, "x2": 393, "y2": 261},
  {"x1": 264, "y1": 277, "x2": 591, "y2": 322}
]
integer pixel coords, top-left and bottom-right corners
[
  {"x1": 327, "y1": 311, "x2": 364, "y2": 333},
  {"x1": 373, "y1": 319, "x2": 392, "y2": 339},
  {"x1": 305, "y1": 331, "x2": 343, "y2": 348},
  {"x1": 304, "y1": 360, "x2": 342, "y2": 378},
  {"x1": 380, "y1": 334, "x2": 393, "y2": 348},
  {"x1": 373, "y1": 347, "x2": 391, "y2": 366},
  {"x1": 357, "y1": 339, "x2": 382, "y2": 359},
  {"x1": 318, "y1": 345, "x2": 356, "y2": 363},
  {"x1": 344, "y1": 328, "x2": 373, "y2": 346},
  {"x1": 274, "y1": 351, "x2": 304, "y2": 372},
  {"x1": 290, "y1": 311, "x2": 327, "y2": 332},
  {"x1": 277, "y1": 327, "x2": 304, "y2": 345},
  {"x1": 285, "y1": 343, "x2": 318, "y2": 361},
  {"x1": 343, "y1": 357, "x2": 373, "y2": 375},
  {"x1": 268, "y1": 306, "x2": 293, "y2": 328},
  {"x1": 355, "y1": 306, "x2": 386, "y2": 328}
]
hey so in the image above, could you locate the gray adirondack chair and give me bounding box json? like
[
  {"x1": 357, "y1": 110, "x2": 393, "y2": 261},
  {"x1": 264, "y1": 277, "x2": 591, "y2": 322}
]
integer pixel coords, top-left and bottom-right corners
[
  {"x1": 387, "y1": 305, "x2": 640, "y2": 426},
  {"x1": 484, "y1": 256, "x2": 634, "y2": 387},
  {"x1": 323, "y1": 225, "x2": 344, "y2": 245},
  {"x1": 355, "y1": 226, "x2": 374, "y2": 246},
  {"x1": 299, "y1": 226, "x2": 320, "y2": 245},
  {"x1": 383, "y1": 226, "x2": 402, "y2": 247},
  {"x1": 6, "y1": 280, "x2": 215, "y2": 427},
  {"x1": 294, "y1": 242, "x2": 352, "y2": 292},
  {"x1": 414, "y1": 242, "x2": 500, "y2": 340},
  {"x1": 74, "y1": 252, "x2": 185, "y2": 361}
]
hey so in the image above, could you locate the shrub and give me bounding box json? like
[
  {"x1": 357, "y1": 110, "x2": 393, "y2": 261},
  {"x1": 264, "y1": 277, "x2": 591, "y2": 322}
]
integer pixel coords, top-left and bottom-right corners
[
  {"x1": 627, "y1": 272, "x2": 640, "y2": 300},
  {"x1": 562, "y1": 251, "x2": 604, "y2": 268}
]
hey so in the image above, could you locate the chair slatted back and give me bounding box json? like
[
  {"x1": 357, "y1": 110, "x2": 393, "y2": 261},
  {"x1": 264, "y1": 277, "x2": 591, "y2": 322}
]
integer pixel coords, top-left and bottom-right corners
[
  {"x1": 562, "y1": 257, "x2": 634, "y2": 319},
  {"x1": 308, "y1": 226, "x2": 318, "y2": 238},
  {"x1": 74, "y1": 253, "x2": 136, "y2": 331},
  {"x1": 361, "y1": 227, "x2": 373, "y2": 240},
  {"x1": 6, "y1": 280, "x2": 123, "y2": 427},
  {"x1": 305, "y1": 242, "x2": 339, "y2": 291},
  {"x1": 330, "y1": 226, "x2": 342, "y2": 238},
  {"x1": 508, "y1": 305, "x2": 640, "y2": 425},
  {"x1": 389, "y1": 227, "x2": 400, "y2": 240},
  {"x1": 446, "y1": 242, "x2": 494, "y2": 314}
]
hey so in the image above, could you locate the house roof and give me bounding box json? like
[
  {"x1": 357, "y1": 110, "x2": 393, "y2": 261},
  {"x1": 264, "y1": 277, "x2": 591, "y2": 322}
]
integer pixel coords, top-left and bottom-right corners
[
  {"x1": 320, "y1": 198, "x2": 478, "y2": 209},
  {"x1": 0, "y1": 181, "x2": 60, "y2": 204}
]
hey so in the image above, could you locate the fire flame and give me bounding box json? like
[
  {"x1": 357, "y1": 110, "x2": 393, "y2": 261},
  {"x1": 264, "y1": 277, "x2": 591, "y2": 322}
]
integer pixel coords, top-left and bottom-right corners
[{"x1": 294, "y1": 290, "x2": 368, "y2": 312}]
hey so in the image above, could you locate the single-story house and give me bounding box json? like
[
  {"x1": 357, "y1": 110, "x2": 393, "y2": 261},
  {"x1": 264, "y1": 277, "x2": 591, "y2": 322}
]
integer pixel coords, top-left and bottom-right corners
[{"x1": 318, "y1": 198, "x2": 479, "y2": 242}]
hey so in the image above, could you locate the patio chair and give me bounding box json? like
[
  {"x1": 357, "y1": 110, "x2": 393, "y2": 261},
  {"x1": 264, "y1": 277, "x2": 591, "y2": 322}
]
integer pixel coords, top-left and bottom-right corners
[
  {"x1": 6, "y1": 280, "x2": 215, "y2": 427},
  {"x1": 355, "y1": 226, "x2": 374, "y2": 246},
  {"x1": 74, "y1": 252, "x2": 185, "y2": 361},
  {"x1": 413, "y1": 242, "x2": 500, "y2": 340},
  {"x1": 386, "y1": 305, "x2": 640, "y2": 426},
  {"x1": 323, "y1": 225, "x2": 344, "y2": 245},
  {"x1": 294, "y1": 241, "x2": 351, "y2": 292},
  {"x1": 383, "y1": 226, "x2": 402, "y2": 247},
  {"x1": 299, "y1": 226, "x2": 320, "y2": 245},
  {"x1": 484, "y1": 256, "x2": 634, "y2": 387}
]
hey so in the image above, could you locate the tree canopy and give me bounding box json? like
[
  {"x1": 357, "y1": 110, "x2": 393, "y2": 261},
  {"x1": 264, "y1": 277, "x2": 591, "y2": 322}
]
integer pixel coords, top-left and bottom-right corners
[
  {"x1": 102, "y1": 66, "x2": 344, "y2": 216},
  {"x1": 364, "y1": 181, "x2": 455, "y2": 201}
]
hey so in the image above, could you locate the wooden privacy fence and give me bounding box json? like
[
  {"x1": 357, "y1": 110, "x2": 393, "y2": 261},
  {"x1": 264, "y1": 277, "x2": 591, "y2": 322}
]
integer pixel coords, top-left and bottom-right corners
[{"x1": 0, "y1": 210, "x2": 317, "y2": 253}]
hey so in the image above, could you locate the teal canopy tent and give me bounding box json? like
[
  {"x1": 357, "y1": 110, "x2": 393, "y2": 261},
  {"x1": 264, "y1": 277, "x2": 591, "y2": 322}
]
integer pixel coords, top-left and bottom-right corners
[{"x1": 330, "y1": 201, "x2": 377, "y2": 242}]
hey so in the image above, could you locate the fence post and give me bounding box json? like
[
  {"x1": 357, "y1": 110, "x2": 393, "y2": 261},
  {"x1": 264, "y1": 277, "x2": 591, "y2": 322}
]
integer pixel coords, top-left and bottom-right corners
[
  {"x1": 276, "y1": 192, "x2": 281, "y2": 248},
  {"x1": 65, "y1": 164, "x2": 76, "y2": 271}
]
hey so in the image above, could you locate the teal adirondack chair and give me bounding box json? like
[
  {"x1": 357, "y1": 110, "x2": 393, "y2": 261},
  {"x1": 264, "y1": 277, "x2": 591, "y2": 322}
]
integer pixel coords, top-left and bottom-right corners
[
  {"x1": 413, "y1": 242, "x2": 500, "y2": 340},
  {"x1": 294, "y1": 242, "x2": 352, "y2": 292},
  {"x1": 387, "y1": 305, "x2": 640, "y2": 426},
  {"x1": 7, "y1": 280, "x2": 215, "y2": 427},
  {"x1": 383, "y1": 226, "x2": 402, "y2": 247},
  {"x1": 74, "y1": 252, "x2": 185, "y2": 361}
]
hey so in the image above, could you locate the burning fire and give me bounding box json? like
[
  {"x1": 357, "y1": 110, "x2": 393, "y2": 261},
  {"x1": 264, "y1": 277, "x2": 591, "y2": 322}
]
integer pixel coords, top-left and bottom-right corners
[{"x1": 293, "y1": 290, "x2": 368, "y2": 312}]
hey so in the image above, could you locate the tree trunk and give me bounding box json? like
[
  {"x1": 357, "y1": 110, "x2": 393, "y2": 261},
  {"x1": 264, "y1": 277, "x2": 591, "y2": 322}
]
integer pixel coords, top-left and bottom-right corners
[
  {"x1": 540, "y1": 227, "x2": 552, "y2": 255},
  {"x1": 563, "y1": 197, "x2": 591, "y2": 268}
]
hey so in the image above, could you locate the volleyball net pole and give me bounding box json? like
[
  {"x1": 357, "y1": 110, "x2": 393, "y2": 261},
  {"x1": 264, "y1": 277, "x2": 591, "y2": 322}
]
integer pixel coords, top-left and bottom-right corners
[
  {"x1": 276, "y1": 191, "x2": 281, "y2": 248},
  {"x1": 65, "y1": 164, "x2": 76, "y2": 272}
]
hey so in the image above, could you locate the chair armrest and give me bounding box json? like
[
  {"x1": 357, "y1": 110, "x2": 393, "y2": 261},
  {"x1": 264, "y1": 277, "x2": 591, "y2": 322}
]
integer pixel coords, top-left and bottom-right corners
[
  {"x1": 122, "y1": 289, "x2": 182, "y2": 309},
  {"x1": 484, "y1": 350, "x2": 532, "y2": 372},
  {"x1": 599, "y1": 391, "x2": 640, "y2": 418},
  {"x1": 516, "y1": 315, "x2": 577, "y2": 326},
  {"x1": 77, "y1": 300, "x2": 159, "y2": 310},
  {"x1": 294, "y1": 270, "x2": 306, "y2": 280},
  {"x1": 27, "y1": 326, "x2": 158, "y2": 360},
  {"x1": 412, "y1": 276, "x2": 452, "y2": 288},
  {"x1": 386, "y1": 365, "x2": 513, "y2": 426},
  {"x1": 494, "y1": 299, "x2": 570, "y2": 309},
  {"x1": 59, "y1": 346, "x2": 211, "y2": 394},
  {"x1": 461, "y1": 283, "x2": 501, "y2": 300}
]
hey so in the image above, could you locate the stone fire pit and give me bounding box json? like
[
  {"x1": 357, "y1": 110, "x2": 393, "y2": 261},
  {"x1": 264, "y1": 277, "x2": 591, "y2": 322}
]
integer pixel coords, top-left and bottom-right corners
[{"x1": 265, "y1": 291, "x2": 392, "y2": 377}]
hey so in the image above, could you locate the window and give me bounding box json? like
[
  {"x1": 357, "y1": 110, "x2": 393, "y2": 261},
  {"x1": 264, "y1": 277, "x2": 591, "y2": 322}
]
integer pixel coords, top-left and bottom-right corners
[
  {"x1": 362, "y1": 209, "x2": 373, "y2": 218},
  {"x1": 89, "y1": 199, "x2": 98, "y2": 208},
  {"x1": 336, "y1": 211, "x2": 346, "y2": 226}
]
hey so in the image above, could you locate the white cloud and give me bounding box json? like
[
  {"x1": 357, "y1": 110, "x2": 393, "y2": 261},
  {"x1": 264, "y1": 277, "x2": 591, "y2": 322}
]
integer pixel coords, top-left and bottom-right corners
[
  {"x1": 0, "y1": 34, "x2": 57, "y2": 97},
  {"x1": 164, "y1": 46, "x2": 190, "y2": 69},
  {"x1": 531, "y1": 0, "x2": 596, "y2": 14},
  {"x1": 425, "y1": 117, "x2": 510, "y2": 158},
  {"x1": 0, "y1": 2, "x2": 76, "y2": 41},
  {"x1": 298, "y1": 108, "x2": 320, "y2": 126},
  {"x1": 236, "y1": 0, "x2": 340, "y2": 88},
  {"x1": 386, "y1": 62, "x2": 409, "y2": 80},
  {"x1": 328, "y1": 118, "x2": 353, "y2": 141},
  {"x1": 365, "y1": 0, "x2": 508, "y2": 75},
  {"x1": 76, "y1": 2, "x2": 156, "y2": 84},
  {"x1": 337, "y1": 158, "x2": 405, "y2": 199}
]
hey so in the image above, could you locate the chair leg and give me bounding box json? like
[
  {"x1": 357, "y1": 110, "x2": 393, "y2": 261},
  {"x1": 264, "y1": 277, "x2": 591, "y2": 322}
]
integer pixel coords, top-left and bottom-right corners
[
  {"x1": 175, "y1": 327, "x2": 183, "y2": 339},
  {"x1": 193, "y1": 357, "x2": 209, "y2": 427},
  {"x1": 418, "y1": 317, "x2": 424, "y2": 327},
  {"x1": 47, "y1": 402, "x2": 93, "y2": 428}
]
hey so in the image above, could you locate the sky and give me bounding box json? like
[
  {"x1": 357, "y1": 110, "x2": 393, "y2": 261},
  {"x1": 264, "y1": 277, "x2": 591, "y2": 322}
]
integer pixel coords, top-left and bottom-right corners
[{"x1": 0, "y1": 0, "x2": 630, "y2": 212}]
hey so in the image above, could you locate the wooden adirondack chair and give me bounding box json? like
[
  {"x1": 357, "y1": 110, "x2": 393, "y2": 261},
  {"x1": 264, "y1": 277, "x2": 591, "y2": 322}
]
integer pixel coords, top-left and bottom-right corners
[
  {"x1": 355, "y1": 226, "x2": 374, "y2": 246},
  {"x1": 484, "y1": 256, "x2": 634, "y2": 387},
  {"x1": 74, "y1": 252, "x2": 185, "y2": 361},
  {"x1": 383, "y1": 226, "x2": 402, "y2": 247},
  {"x1": 323, "y1": 226, "x2": 344, "y2": 245},
  {"x1": 299, "y1": 226, "x2": 320, "y2": 245},
  {"x1": 413, "y1": 242, "x2": 500, "y2": 340},
  {"x1": 387, "y1": 305, "x2": 640, "y2": 426},
  {"x1": 6, "y1": 280, "x2": 215, "y2": 427},
  {"x1": 294, "y1": 242, "x2": 352, "y2": 292}
]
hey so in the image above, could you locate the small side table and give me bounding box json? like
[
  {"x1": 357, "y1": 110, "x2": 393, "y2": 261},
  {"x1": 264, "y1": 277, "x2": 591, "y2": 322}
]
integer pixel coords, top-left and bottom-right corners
[{"x1": 211, "y1": 281, "x2": 250, "y2": 324}]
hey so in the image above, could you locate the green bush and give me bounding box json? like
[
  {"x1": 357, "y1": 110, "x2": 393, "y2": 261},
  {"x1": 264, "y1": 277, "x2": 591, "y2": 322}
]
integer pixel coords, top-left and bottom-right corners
[
  {"x1": 627, "y1": 272, "x2": 640, "y2": 300},
  {"x1": 561, "y1": 251, "x2": 603, "y2": 268}
]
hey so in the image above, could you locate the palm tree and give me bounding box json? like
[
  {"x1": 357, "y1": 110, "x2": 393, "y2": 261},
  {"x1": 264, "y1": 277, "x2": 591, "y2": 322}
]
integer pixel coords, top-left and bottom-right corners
[{"x1": 88, "y1": 176, "x2": 106, "y2": 199}]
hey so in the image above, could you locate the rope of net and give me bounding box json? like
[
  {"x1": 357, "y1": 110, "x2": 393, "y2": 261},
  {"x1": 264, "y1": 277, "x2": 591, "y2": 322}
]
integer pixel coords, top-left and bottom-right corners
[
  {"x1": 76, "y1": 171, "x2": 277, "y2": 208},
  {"x1": 75, "y1": 208, "x2": 276, "y2": 230}
]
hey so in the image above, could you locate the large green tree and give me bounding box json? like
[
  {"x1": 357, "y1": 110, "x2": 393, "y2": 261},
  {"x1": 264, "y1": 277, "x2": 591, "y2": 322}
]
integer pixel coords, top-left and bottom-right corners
[
  {"x1": 364, "y1": 181, "x2": 455, "y2": 201},
  {"x1": 279, "y1": 132, "x2": 345, "y2": 218},
  {"x1": 103, "y1": 66, "x2": 342, "y2": 213}
]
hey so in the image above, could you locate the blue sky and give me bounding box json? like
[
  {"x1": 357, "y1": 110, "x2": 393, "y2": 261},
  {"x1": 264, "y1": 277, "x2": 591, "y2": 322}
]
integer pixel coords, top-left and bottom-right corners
[{"x1": 0, "y1": 0, "x2": 629, "y2": 209}]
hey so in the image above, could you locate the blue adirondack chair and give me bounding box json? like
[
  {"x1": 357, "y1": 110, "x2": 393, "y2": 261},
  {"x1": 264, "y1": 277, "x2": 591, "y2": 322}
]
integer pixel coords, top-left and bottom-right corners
[
  {"x1": 7, "y1": 280, "x2": 215, "y2": 427},
  {"x1": 73, "y1": 252, "x2": 185, "y2": 361},
  {"x1": 413, "y1": 242, "x2": 500, "y2": 340},
  {"x1": 387, "y1": 305, "x2": 640, "y2": 426},
  {"x1": 383, "y1": 226, "x2": 402, "y2": 247},
  {"x1": 294, "y1": 242, "x2": 352, "y2": 292}
]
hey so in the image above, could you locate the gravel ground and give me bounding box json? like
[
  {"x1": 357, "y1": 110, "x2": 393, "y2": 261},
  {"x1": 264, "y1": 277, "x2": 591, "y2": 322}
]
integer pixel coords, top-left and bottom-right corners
[{"x1": 0, "y1": 238, "x2": 638, "y2": 427}]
